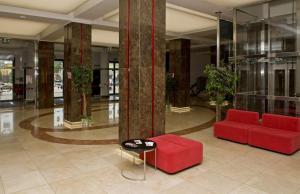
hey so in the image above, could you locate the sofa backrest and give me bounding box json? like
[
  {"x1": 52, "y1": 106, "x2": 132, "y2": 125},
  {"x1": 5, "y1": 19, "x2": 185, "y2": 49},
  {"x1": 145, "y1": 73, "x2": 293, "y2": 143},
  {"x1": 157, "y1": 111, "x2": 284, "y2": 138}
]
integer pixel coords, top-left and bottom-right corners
[
  {"x1": 262, "y1": 113, "x2": 300, "y2": 132},
  {"x1": 226, "y1": 109, "x2": 259, "y2": 125}
]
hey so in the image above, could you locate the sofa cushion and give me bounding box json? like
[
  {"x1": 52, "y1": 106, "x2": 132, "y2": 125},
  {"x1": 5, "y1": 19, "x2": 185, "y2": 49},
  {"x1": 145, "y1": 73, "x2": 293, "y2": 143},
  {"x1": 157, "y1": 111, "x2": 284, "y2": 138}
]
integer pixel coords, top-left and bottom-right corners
[
  {"x1": 214, "y1": 121, "x2": 256, "y2": 144},
  {"x1": 262, "y1": 113, "x2": 300, "y2": 132},
  {"x1": 226, "y1": 109, "x2": 260, "y2": 125},
  {"x1": 248, "y1": 126, "x2": 300, "y2": 154},
  {"x1": 140, "y1": 134, "x2": 203, "y2": 174}
]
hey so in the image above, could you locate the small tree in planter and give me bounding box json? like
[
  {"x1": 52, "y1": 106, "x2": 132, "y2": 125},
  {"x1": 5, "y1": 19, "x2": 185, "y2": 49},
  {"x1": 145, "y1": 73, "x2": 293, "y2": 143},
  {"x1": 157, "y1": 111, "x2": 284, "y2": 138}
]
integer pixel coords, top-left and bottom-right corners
[
  {"x1": 204, "y1": 63, "x2": 237, "y2": 121},
  {"x1": 71, "y1": 65, "x2": 93, "y2": 126}
]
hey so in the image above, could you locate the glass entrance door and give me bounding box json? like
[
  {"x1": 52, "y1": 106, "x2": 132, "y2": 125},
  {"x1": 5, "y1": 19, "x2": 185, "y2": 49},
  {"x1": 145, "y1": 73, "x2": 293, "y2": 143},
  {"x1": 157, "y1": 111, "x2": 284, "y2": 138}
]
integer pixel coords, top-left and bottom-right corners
[
  {"x1": 108, "y1": 62, "x2": 119, "y2": 100},
  {"x1": 0, "y1": 60, "x2": 13, "y2": 101},
  {"x1": 54, "y1": 60, "x2": 63, "y2": 98}
]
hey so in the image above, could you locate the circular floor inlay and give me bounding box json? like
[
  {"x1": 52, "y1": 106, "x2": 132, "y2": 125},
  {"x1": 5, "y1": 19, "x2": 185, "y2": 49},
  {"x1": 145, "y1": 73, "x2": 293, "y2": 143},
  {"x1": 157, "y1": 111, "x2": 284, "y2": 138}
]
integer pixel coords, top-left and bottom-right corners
[{"x1": 19, "y1": 105, "x2": 215, "y2": 145}]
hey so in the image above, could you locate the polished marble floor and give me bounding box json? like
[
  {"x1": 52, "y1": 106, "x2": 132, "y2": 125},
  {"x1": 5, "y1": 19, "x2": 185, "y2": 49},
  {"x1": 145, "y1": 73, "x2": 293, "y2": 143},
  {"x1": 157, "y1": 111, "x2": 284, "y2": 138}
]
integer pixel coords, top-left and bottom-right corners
[{"x1": 0, "y1": 102, "x2": 300, "y2": 193}]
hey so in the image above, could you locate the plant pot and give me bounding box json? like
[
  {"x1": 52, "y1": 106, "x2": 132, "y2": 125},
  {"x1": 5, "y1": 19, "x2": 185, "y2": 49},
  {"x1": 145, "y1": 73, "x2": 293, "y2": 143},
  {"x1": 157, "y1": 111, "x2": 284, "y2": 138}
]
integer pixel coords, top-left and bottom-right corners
[{"x1": 81, "y1": 118, "x2": 90, "y2": 128}]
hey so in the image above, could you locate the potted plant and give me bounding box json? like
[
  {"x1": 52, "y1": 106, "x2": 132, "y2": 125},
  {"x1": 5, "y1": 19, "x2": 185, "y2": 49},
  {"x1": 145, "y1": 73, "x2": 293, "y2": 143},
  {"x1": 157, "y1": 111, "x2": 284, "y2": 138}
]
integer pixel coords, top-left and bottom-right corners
[
  {"x1": 204, "y1": 63, "x2": 237, "y2": 121},
  {"x1": 71, "y1": 65, "x2": 93, "y2": 127}
]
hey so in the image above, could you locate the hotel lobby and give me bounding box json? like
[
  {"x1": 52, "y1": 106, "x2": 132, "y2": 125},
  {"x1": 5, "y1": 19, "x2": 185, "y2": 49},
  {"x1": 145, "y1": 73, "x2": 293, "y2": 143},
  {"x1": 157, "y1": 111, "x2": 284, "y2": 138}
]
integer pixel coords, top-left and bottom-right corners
[{"x1": 1, "y1": 0, "x2": 300, "y2": 194}]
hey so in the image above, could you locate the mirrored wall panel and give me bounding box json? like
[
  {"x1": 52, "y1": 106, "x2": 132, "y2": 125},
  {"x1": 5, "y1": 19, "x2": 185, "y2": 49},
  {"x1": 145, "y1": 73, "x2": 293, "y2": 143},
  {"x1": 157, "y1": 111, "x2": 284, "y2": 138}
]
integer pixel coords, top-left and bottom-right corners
[{"x1": 235, "y1": 0, "x2": 300, "y2": 116}]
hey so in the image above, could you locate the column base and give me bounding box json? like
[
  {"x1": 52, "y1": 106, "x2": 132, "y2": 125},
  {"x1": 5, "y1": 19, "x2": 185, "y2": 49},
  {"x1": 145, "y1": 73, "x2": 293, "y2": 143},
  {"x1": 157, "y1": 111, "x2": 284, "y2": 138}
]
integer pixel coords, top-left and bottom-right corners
[
  {"x1": 170, "y1": 106, "x2": 191, "y2": 113},
  {"x1": 63, "y1": 120, "x2": 82, "y2": 129}
]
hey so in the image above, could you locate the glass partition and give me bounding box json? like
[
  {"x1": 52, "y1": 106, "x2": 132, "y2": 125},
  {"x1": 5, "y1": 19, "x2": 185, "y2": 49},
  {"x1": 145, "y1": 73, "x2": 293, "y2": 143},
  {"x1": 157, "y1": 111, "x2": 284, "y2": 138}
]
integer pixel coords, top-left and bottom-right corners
[
  {"x1": 235, "y1": 0, "x2": 299, "y2": 116},
  {"x1": 54, "y1": 60, "x2": 63, "y2": 98},
  {"x1": 0, "y1": 60, "x2": 13, "y2": 101}
]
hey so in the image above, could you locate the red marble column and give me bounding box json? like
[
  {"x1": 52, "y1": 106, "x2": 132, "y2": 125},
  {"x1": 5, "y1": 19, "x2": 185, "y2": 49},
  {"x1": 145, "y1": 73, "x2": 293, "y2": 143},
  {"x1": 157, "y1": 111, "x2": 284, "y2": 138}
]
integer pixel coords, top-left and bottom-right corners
[
  {"x1": 64, "y1": 23, "x2": 92, "y2": 122},
  {"x1": 38, "y1": 41, "x2": 54, "y2": 108},
  {"x1": 119, "y1": 0, "x2": 166, "y2": 143},
  {"x1": 169, "y1": 39, "x2": 191, "y2": 107}
]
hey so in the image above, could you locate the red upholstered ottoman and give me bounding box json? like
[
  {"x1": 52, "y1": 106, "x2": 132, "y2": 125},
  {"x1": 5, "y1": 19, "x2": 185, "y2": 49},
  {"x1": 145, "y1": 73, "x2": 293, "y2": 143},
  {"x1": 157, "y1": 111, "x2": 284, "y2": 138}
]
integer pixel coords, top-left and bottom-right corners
[{"x1": 140, "y1": 134, "x2": 203, "y2": 174}]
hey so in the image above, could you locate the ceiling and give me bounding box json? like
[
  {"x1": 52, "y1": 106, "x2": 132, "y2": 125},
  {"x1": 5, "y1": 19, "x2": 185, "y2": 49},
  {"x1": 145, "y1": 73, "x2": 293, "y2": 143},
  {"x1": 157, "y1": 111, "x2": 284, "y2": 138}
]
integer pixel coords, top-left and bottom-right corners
[{"x1": 0, "y1": 0, "x2": 263, "y2": 47}]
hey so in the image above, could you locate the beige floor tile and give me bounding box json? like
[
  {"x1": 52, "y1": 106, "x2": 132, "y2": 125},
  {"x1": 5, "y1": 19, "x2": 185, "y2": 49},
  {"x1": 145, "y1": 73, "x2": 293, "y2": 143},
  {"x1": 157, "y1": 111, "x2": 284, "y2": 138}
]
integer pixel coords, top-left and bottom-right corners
[
  {"x1": 23, "y1": 142, "x2": 58, "y2": 158},
  {"x1": 159, "y1": 181, "x2": 215, "y2": 194},
  {"x1": 70, "y1": 156, "x2": 111, "y2": 173},
  {"x1": 0, "y1": 143, "x2": 25, "y2": 156},
  {"x1": 209, "y1": 159, "x2": 260, "y2": 183},
  {"x1": 50, "y1": 174, "x2": 107, "y2": 194},
  {"x1": 141, "y1": 171, "x2": 186, "y2": 192},
  {"x1": 0, "y1": 161, "x2": 37, "y2": 177},
  {"x1": 185, "y1": 170, "x2": 242, "y2": 194},
  {"x1": 62, "y1": 149, "x2": 99, "y2": 161},
  {"x1": 39, "y1": 165, "x2": 81, "y2": 183},
  {"x1": 11, "y1": 185, "x2": 54, "y2": 194},
  {"x1": 229, "y1": 184, "x2": 269, "y2": 194},
  {"x1": 29, "y1": 153, "x2": 72, "y2": 170},
  {"x1": 245, "y1": 172, "x2": 300, "y2": 194},
  {"x1": 0, "y1": 151, "x2": 31, "y2": 164},
  {"x1": 2, "y1": 171, "x2": 47, "y2": 194},
  {"x1": 2, "y1": 103, "x2": 300, "y2": 194},
  {"x1": 295, "y1": 188, "x2": 300, "y2": 194},
  {"x1": 103, "y1": 181, "x2": 156, "y2": 194},
  {"x1": 0, "y1": 178, "x2": 4, "y2": 194},
  {"x1": 261, "y1": 158, "x2": 300, "y2": 185}
]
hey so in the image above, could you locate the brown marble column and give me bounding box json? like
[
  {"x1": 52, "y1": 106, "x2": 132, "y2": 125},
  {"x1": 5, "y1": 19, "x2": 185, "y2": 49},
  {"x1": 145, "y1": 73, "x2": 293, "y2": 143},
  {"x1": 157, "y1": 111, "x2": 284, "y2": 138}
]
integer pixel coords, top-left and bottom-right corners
[
  {"x1": 169, "y1": 39, "x2": 191, "y2": 107},
  {"x1": 38, "y1": 41, "x2": 54, "y2": 108},
  {"x1": 119, "y1": 0, "x2": 166, "y2": 143},
  {"x1": 64, "y1": 23, "x2": 92, "y2": 123}
]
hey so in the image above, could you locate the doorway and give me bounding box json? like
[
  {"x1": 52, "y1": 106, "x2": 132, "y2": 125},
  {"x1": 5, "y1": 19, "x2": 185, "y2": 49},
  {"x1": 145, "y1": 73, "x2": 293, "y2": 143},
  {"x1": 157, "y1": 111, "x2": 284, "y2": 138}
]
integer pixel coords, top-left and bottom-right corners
[
  {"x1": 54, "y1": 60, "x2": 63, "y2": 98},
  {"x1": 108, "y1": 61, "x2": 119, "y2": 100},
  {"x1": 0, "y1": 59, "x2": 14, "y2": 101}
]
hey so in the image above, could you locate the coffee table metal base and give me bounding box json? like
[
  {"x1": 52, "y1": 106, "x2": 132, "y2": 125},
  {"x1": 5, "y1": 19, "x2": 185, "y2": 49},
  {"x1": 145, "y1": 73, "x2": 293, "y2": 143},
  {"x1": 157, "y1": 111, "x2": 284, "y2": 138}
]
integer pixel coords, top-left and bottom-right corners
[{"x1": 120, "y1": 147, "x2": 156, "y2": 181}]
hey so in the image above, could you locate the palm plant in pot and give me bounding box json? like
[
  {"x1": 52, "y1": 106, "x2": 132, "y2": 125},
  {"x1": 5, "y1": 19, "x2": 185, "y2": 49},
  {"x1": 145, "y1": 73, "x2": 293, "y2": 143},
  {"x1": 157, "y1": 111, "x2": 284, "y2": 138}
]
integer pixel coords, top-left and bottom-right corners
[
  {"x1": 204, "y1": 63, "x2": 237, "y2": 121},
  {"x1": 71, "y1": 65, "x2": 93, "y2": 127}
]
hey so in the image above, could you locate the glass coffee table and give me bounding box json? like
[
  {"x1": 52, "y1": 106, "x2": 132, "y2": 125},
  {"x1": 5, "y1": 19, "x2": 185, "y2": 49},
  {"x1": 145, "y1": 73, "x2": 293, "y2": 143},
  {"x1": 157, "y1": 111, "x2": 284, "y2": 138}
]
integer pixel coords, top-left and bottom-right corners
[{"x1": 120, "y1": 139, "x2": 157, "y2": 181}]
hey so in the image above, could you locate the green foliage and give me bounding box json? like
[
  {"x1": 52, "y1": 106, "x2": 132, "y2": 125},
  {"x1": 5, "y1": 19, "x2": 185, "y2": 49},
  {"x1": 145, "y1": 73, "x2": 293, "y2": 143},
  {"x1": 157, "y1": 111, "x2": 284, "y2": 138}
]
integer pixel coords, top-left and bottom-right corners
[
  {"x1": 71, "y1": 65, "x2": 93, "y2": 95},
  {"x1": 54, "y1": 62, "x2": 62, "y2": 74},
  {"x1": 204, "y1": 64, "x2": 237, "y2": 106}
]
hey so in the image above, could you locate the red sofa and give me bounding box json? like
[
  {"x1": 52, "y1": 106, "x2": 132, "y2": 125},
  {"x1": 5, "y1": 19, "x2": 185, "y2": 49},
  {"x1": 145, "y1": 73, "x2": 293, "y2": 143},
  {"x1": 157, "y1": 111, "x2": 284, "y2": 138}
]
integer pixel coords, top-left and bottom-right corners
[
  {"x1": 248, "y1": 113, "x2": 300, "y2": 154},
  {"x1": 214, "y1": 109, "x2": 260, "y2": 144},
  {"x1": 140, "y1": 134, "x2": 203, "y2": 174},
  {"x1": 214, "y1": 109, "x2": 300, "y2": 154}
]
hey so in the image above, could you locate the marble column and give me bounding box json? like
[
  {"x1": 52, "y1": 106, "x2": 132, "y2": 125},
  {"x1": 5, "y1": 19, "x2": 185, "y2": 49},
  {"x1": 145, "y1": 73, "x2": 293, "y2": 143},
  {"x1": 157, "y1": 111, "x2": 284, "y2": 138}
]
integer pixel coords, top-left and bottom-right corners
[
  {"x1": 64, "y1": 23, "x2": 92, "y2": 123},
  {"x1": 119, "y1": 0, "x2": 166, "y2": 143},
  {"x1": 169, "y1": 39, "x2": 191, "y2": 107},
  {"x1": 38, "y1": 41, "x2": 54, "y2": 108}
]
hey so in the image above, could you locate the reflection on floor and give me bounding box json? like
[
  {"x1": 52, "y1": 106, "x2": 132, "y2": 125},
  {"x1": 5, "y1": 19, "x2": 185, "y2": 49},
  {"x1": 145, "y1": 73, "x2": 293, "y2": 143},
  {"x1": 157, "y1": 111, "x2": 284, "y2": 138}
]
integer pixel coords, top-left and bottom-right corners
[
  {"x1": 0, "y1": 102, "x2": 300, "y2": 193},
  {"x1": 17, "y1": 102, "x2": 215, "y2": 145}
]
